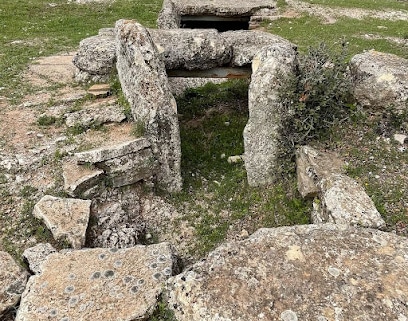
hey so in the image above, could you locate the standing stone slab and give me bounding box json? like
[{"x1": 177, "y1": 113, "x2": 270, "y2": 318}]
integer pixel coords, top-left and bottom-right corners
[
  {"x1": 350, "y1": 50, "x2": 408, "y2": 112},
  {"x1": 33, "y1": 195, "x2": 91, "y2": 249},
  {"x1": 318, "y1": 173, "x2": 386, "y2": 229},
  {"x1": 0, "y1": 251, "x2": 28, "y2": 316},
  {"x1": 115, "y1": 20, "x2": 182, "y2": 192},
  {"x1": 16, "y1": 243, "x2": 176, "y2": 321},
  {"x1": 244, "y1": 43, "x2": 298, "y2": 186},
  {"x1": 166, "y1": 224, "x2": 408, "y2": 321}
]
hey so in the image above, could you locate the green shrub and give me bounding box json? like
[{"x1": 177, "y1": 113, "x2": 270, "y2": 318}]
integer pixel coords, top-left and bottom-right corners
[
  {"x1": 277, "y1": 42, "x2": 354, "y2": 164},
  {"x1": 37, "y1": 115, "x2": 57, "y2": 126}
]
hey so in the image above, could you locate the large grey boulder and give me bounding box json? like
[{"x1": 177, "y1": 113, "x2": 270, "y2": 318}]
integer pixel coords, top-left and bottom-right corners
[
  {"x1": 72, "y1": 35, "x2": 116, "y2": 83},
  {"x1": 166, "y1": 224, "x2": 408, "y2": 321},
  {"x1": 350, "y1": 50, "x2": 408, "y2": 112},
  {"x1": 33, "y1": 195, "x2": 91, "y2": 249},
  {"x1": 243, "y1": 42, "x2": 298, "y2": 186},
  {"x1": 115, "y1": 20, "x2": 182, "y2": 192},
  {"x1": 16, "y1": 243, "x2": 176, "y2": 321},
  {"x1": 149, "y1": 28, "x2": 232, "y2": 70},
  {"x1": 220, "y1": 30, "x2": 293, "y2": 66},
  {"x1": 0, "y1": 251, "x2": 28, "y2": 317}
]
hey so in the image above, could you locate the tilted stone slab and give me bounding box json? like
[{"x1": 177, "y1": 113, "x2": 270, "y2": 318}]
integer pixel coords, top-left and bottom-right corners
[
  {"x1": 296, "y1": 145, "x2": 345, "y2": 199},
  {"x1": 63, "y1": 161, "x2": 104, "y2": 197},
  {"x1": 0, "y1": 251, "x2": 28, "y2": 317},
  {"x1": 116, "y1": 20, "x2": 182, "y2": 192},
  {"x1": 244, "y1": 42, "x2": 298, "y2": 186},
  {"x1": 16, "y1": 243, "x2": 176, "y2": 321},
  {"x1": 220, "y1": 30, "x2": 293, "y2": 67},
  {"x1": 149, "y1": 28, "x2": 232, "y2": 70},
  {"x1": 166, "y1": 224, "x2": 408, "y2": 321},
  {"x1": 350, "y1": 50, "x2": 408, "y2": 112},
  {"x1": 98, "y1": 148, "x2": 158, "y2": 187},
  {"x1": 318, "y1": 173, "x2": 386, "y2": 229},
  {"x1": 33, "y1": 195, "x2": 91, "y2": 249},
  {"x1": 75, "y1": 138, "x2": 151, "y2": 164}
]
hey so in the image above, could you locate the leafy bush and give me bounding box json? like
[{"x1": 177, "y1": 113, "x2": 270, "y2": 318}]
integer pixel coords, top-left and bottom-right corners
[
  {"x1": 278, "y1": 42, "x2": 354, "y2": 161},
  {"x1": 37, "y1": 115, "x2": 57, "y2": 126}
]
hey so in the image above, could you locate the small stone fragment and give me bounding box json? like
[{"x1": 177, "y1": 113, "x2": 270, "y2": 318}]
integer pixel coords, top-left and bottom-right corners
[
  {"x1": 23, "y1": 243, "x2": 57, "y2": 274},
  {"x1": 63, "y1": 161, "x2": 104, "y2": 197},
  {"x1": 87, "y1": 84, "x2": 111, "y2": 98}
]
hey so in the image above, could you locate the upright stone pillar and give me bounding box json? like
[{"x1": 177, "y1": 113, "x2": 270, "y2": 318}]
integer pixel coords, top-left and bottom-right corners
[
  {"x1": 115, "y1": 20, "x2": 182, "y2": 192},
  {"x1": 244, "y1": 42, "x2": 298, "y2": 186}
]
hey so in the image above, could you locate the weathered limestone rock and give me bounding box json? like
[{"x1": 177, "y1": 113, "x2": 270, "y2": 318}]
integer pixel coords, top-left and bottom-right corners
[
  {"x1": 318, "y1": 173, "x2": 386, "y2": 229},
  {"x1": 33, "y1": 195, "x2": 91, "y2": 249},
  {"x1": 243, "y1": 42, "x2": 298, "y2": 186},
  {"x1": 72, "y1": 35, "x2": 116, "y2": 83},
  {"x1": 22, "y1": 243, "x2": 57, "y2": 274},
  {"x1": 167, "y1": 224, "x2": 408, "y2": 321},
  {"x1": 64, "y1": 101, "x2": 126, "y2": 127},
  {"x1": 296, "y1": 145, "x2": 345, "y2": 198},
  {"x1": 350, "y1": 50, "x2": 408, "y2": 111},
  {"x1": 98, "y1": 148, "x2": 157, "y2": 187},
  {"x1": 221, "y1": 30, "x2": 292, "y2": 66},
  {"x1": 63, "y1": 161, "x2": 104, "y2": 197},
  {"x1": 16, "y1": 243, "x2": 176, "y2": 321},
  {"x1": 115, "y1": 20, "x2": 182, "y2": 192},
  {"x1": 0, "y1": 251, "x2": 28, "y2": 316},
  {"x1": 149, "y1": 28, "x2": 231, "y2": 70},
  {"x1": 168, "y1": 77, "x2": 226, "y2": 96},
  {"x1": 75, "y1": 138, "x2": 150, "y2": 164},
  {"x1": 157, "y1": 0, "x2": 278, "y2": 29}
]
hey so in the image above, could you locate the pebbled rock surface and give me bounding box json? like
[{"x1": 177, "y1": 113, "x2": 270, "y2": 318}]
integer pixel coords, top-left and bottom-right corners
[
  {"x1": 167, "y1": 224, "x2": 408, "y2": 321},
  {"x1": 33, "y1": 195, "x2": 91, "y2": 249},
  {"x1": 220, "y1": 30, "x2": 293, "y2": 67},
  {"x1": 350, "y1": 50, "x2": 408, "y2": 112},
  {"x1": 115, "y1": 19, "x2": 182, "y2": 192},
  {"x1": 150, "y1": 28, "x2": 232, "y2": 70},
  {"x1": 16, "y1": 243, "x2": 176, "y2": 321},
  {"x1": 0, "y1": 251, "x2": 28, "y2": 317},
  {"x1": 244, "y1": 42, "x2": 298, "y2": 186}
]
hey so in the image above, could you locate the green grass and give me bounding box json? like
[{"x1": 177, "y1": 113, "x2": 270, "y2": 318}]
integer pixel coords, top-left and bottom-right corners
[
  {"x1": 302, "y1": 0, "x2": 408, "y2": 11},
  {"x1": 268, "y1": 15, "x2": 408, "y2": 58},
  {"x1": 0, "y1": 0, "x2": 162, "y2": 99},
  {"x1": 169, "y1": 80, "x2": 311, "y2": 256}
]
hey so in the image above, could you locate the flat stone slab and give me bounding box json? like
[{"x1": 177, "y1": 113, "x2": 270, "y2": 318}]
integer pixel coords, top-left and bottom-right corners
[
  {"x1": 33, "y1": 196, "x2": 91, "y2": 249},
  {"x1": 16, "y1": 243, "x2": 175, "y2": 321},
  {"x1": 0, "y1": 251, "x2": 28, "y2": 316},
  {"x1": 167, "y1": 224, "x2": 408, "y2": 321},
  {"x1": 63, "y1": 161, "x2": 104, "y2": 197},
  {"x1": 75, "y1": 138, "x2": 151, "y2": 164}
]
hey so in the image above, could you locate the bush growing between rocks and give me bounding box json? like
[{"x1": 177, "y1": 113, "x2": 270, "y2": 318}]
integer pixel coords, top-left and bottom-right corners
[{"x1": 278, "y1": 42, "x2": 354, "y2": 166}]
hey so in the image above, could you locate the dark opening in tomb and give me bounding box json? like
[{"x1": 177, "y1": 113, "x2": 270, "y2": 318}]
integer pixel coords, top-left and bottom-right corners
[{"x1": 180, "y1": 15, "x2": 250, "y2": 32}]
